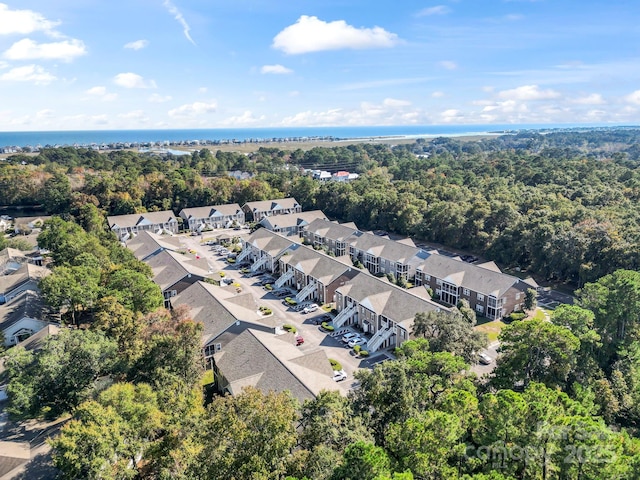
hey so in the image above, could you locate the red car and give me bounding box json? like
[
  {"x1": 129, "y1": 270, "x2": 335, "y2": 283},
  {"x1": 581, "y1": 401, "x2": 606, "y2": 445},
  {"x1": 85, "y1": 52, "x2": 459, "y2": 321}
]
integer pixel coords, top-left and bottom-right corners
[{"x1": 295, "y1": 335, "x2": 304, "y2": 346}]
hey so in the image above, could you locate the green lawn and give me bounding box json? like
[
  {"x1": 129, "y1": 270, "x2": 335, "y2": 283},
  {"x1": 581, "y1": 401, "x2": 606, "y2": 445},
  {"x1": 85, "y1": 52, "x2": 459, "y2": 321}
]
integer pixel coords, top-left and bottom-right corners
[{"x1": 474, "y1": 318, "x2": 508, "y2": 343}]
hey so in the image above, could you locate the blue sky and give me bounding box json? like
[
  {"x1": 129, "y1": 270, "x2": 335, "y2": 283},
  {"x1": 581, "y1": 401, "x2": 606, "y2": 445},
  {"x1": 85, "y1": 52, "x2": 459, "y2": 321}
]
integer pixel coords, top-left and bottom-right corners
[{"x1": 1, "y1": 0, "x2": 639, "y2": 131}]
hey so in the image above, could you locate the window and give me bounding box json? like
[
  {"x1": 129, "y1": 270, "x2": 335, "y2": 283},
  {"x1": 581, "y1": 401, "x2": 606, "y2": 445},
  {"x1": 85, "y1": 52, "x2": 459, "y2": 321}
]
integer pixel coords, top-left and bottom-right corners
[
  {"x1": 436, "y1": 278, "x2": 443, "y2": 285},
  {"x1": 424, "y1": 274, "x2": 431, "y2": 282},
  {"x1": 476, "y1": 305, "x2": 484, "y2": 313},
  {"x1": 477, "y1": 293, "x2": 484, "y2": 301},
  {"x1": 516, "y1": 292, "x2": 521, "y2": 300},
  {"x1": 463, "y1": 288, "x2": 470, "y2": 296}
]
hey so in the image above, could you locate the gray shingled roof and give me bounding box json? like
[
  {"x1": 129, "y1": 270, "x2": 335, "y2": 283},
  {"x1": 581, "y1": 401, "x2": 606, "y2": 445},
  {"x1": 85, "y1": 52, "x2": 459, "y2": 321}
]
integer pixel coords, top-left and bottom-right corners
[
  {"x1": 0, "y1": 291, "x2": 56, "y2": 331},
  {"x1": 0, "y1": 263, "x2": 49, "y2": 295},
  {"x1": 146, "y1": 250, "x2": 214, "y2": 291},
  {"x1": 348, "y1": 231, "x2": 422, "y2": 264},
  {"x1": 243, "y1": 197, "x2": 300, "y2": 213},
  {"x1": 260, "y1": 210, "x2": 328, "y2": 230},
  {"x1": 171, "y1": 281, "x2": 278, "y2": 347},
  {"x1": 214, "y1": 329, "x2": 316, "y2": 403},
  {"x1": 304, "y1": 218, "x2": 360, "y2": 242},
  {"x1": 280, "y1": 244, "x2": 353, "y2": 285},
  {"x1": 107, "y1": 210, "x2": 177, "y2": 229},
  {"x1": 179, "y1": 203, "x2": 243, "y2": 220},
  {"x1": 125, "y1": 231, "x2": 184, "y2": 260},
  {"x1": 417, "y1": 254, "x2": 527, "y2": 297},
  {"x1": 245, "y1": 229, "x2": 297, "y2": 257},
  {"x1": 336, "y1": 272, "x2": 445, "y2": 326}
]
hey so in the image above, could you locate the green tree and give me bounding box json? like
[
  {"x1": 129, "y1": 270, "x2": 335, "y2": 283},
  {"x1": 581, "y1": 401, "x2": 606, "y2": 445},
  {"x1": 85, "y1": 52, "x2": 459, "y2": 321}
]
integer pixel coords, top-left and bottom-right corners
[
  {"x1": 412, "y1": 309, "x2": 488, "y2": 363},
  {"x1": 105, "y1": 268, "x2": 163, "y2": 314},
  {"x1": 194, "y1": 387, "x2": 299, "y2": 480},
  {"x1": 524, "y1": 288, "x2": 537, "y2": 311},
  {"x1": 492, "y1": 318, "x2": 580, "y2": 389},
  {"x1": 331, "y1": 441, "x2": 392, "y2": 480},
  {"x1": 40, "y1": 265, "x2": 102, "y2": 324}
]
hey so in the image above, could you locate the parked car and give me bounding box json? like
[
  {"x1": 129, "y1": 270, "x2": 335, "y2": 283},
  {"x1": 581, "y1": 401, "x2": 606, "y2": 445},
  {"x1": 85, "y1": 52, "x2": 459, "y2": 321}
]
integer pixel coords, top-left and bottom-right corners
[
  {"x1": 341, "y1": 332, "x2": 360, "y2": 343},
  {"x1": 295, "y1": 335, "x2": 304, "y2": 346},
  {"x1": 302, "y1": 304, "x2": 319, "y2": 314},
  {"x1": 348, "y1": 337, "x2": 367, "y2": 348},
  {"x1": 333, "y1": 370, "x2": 348, "y2": 382},
  {"x1": 478, "y1": 353, "x2": 492, "y2": 365}
]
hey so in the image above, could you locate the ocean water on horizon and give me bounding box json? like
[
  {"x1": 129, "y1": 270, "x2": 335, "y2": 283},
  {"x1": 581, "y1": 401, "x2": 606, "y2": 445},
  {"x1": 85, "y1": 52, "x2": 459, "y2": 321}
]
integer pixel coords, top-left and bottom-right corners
[{"x1": 0, "y1": 123, "x2": 609, "y2": 149}]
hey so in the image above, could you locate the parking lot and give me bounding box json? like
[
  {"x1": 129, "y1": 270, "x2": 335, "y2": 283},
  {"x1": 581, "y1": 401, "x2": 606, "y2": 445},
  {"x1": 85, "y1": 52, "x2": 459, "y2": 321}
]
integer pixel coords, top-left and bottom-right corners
[{"x1": 176, "y1": 233, "x2": 374, "y2": 392}]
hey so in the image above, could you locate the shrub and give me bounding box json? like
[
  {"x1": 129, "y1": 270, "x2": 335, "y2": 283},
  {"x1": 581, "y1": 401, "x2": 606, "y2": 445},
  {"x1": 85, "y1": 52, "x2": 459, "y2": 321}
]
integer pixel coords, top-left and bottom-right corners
[
  {"x1": 329, "y1": 358, "x2": 342, "y2": 371},
  {"x1": 353, "y1": 345, "x2": 361, "y2": 353},
  {"x1": 285, "y1": 297, "x2": 298, "y2": 306},
  {"x1": 259, "y1": 306, "x2": 273, "y2": 316},
  {"x1": 226, "y1": 258, "x2": 236, "y2": 264},
  {"x1": 321, "y1": 322, "x2": 334, "y2": 332},
  {"x1": 283, "y1": 324, "x2": 297, "y2": 334},
  {"x1": 219, "y1": 272, "x2": 226, "y2": 278},
  {"x1": 265, "y1": 284, "x2": 273, "y2": 291},
  {"x1": 507, "y1": 312, "x2": 527, "y2": 322},
  {"x1": 359, "y1": 350, "x2": 370, "y2": 357}
]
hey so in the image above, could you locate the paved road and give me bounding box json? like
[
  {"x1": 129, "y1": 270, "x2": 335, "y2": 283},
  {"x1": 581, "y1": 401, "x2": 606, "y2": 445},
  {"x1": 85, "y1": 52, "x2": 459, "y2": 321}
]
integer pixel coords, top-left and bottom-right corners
[{"x1": 470, "y1": 342, "x2": 500, "y2": 378}]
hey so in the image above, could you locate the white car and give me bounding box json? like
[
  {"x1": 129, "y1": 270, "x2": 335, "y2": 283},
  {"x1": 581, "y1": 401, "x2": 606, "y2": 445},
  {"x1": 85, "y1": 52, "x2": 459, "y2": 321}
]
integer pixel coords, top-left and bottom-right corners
[
  {"x1": 333, "y1": 370, "x2": 348, "y2": 382},
  {"x1": 348, "y1": 337, "x2": 367, "y2": 348},
  {"x1": 478, "y1": 352, "x2": 493, "y2": 365},
  {"x1": 303, "y1": 304, "x2": 319, "y2": 314},
  {"x1": 341, "y1": 332, "x2": 360, "y2": 344}
]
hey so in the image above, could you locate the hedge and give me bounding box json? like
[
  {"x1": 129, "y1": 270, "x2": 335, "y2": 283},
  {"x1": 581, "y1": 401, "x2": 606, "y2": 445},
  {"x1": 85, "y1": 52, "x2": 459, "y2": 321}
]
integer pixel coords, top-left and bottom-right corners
[
  {"x1": 508, "y1": 312, "x2": 527, "y2": 322},
  {"x1": 321, "y1": 322, "x2": 334, "y2": 332},
  {"x1": 329, "y1": 358, "x2": 342, "y2": 371},
  {"x1": 359, "y1": 350, "x2": 370, "y2": 357},
  {"x1": 283, "y1": 324, "x2": 297, "y2": 334}
]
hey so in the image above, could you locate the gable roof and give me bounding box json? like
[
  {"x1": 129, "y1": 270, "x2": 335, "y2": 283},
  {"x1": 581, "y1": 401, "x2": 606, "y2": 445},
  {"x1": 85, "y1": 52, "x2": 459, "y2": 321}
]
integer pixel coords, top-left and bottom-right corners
[
  {"x1": 259, "y1": 210, "x2": 328, "y2": 230},
  {"x1": 171, "y1": 281, "x2": 279, "y2": 347},
  {"x1": 146, "y1": 250, "x2": 214, "y2": 291},
  {"x1": 179, "y1": 203, "x2": 243, "y2": 220},
  {"x1": 244, "y1": 229, "x2": 297, "y2": 257},
  {"x1": 125, "y1": 230, "x2": 184, "y2": 260},
  {"x1": 243, "y1": 197, "x2": 300, "y2": 213},
  {"x1": 107, "y1": 210, "x2": 177, "y2": 229},
  {"x1": 214, "y1": 329, "x2": 317, "y2": 403},
  {"x1": 15, "y1": 324, "x2": 61, "y2": 351},
  {"x1": 0, "y1": 291, "x2": 56, "y2": 331},
  {"x1": 0, "y1": 263, "x2": 50, "y2": 295},
  {"x1": 417, "y1": 253, "x2": 528, "y2": 297},
  {"x1": 304, "y1": 218, "x2": 360, "y2": 242},
  {"x1": 280, "y1": 244, "x2": 354, "y2": 285},
  {"x1": 348, "y1": 230, "x2": 422, "y2": 264},
  {"x1": 336, "y1": 272, "x2": 445, "y2": 328}
]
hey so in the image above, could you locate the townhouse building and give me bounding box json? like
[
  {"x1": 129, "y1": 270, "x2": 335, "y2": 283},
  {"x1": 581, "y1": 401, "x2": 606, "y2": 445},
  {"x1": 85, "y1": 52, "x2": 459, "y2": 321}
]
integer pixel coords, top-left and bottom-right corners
[
  {"x1": 236, "y1": 228, "x2": 297, "y2": 274},
  {"x1": 179, "y1": 203, "x2": 244, "y2": 232},
  {"x1": 258, "y1": 210, "x2": 328, "y2": 237},
  {"x1": 274, "y1": 243, "x2": 359, "y2": 304},
  {"x1": 107, "y1": 210, "x2": 179, "y2": 240},
  {"x1": 125, "y1": 230, "x2": 183, "y2": 261},
  {"x1": 414, "y1": 255, "x2": 536, "y2": 320},
  {"x1": 333, "y1": 272, "x2": 447, "y2": 352},
  {"x1": 241, "y1": 198, "x2": 302, "y2": 223}
]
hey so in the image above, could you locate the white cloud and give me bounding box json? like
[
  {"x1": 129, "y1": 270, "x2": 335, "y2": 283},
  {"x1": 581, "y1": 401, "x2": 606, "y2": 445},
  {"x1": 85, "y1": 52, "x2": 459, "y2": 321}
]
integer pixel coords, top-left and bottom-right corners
[
  {"x1": 0, "y1": 64, "x2": 55, "y2": 84},
  {"x1": 36, "y1": 109, "x2": 54, "y2": 119},
  {"x1": 118, "y1": 110, "x2": 149, "y2": 121},
  {"x1": 168, "y1": 101, "x2": 217, "y2": 117},
  {"x1": 3, "y1": 38, "x2": 86, "y2": 62},
  {"x1": 432, "y1": 91, "x2": 445, "y2": 98},
  {"x1": 148, "y1": 93, "x2": 172, "y2": 103},
  {"x1": 439, "y1": 60, "x2": 458, "y2": 70},
  {"x1": 289, "y1": 90, "x2": 300, "y2": 97},
  {"x1": 571, "y1": 93, "x2": 605, "y2": 105},
  {"x1": 504, "y1": 14, "x2": 524, "y2": 21},
  {"x1": 0, "y1": 3, "x2": 60, "y2": 36},
  {"x1": 281, "y1": 99, "x2": 426, "y2": 127},
  {"x1": 114, "y1": 72, "x2": 157, "y2": 89},
  {"x1": 220, "y1": 111, "x2": 266, "y2": 126},
  {"x1": 497, "y1": 84, "x2": 561, "y2": 101},
  {"x1": 272, "y1": 16, "x2": 399, "y2": 55},
  {"x1": 124, "y1": 39, "x2": 149, "y2": 50},
  {"x1": 416, "y1": 6, "x2": 452, "y2": 17},
  {"x1": 261, "y1": 64, "x2": 293, "y2": 75},
  {"x1": 625, "y1": 90, "x2": 640, "y2": 105},
  {"x1": 85, "y1": 85, "x2": 117, "y2": 101},
  {"x1": 383, "y1": 98, "x2": 411, "y2": 107},
  {"x1": 198, "y1": 87, "x2": 207, "y2": 93},
  {"x1": 441, "y1": 109, "x2": 464, "y2": 123},
  {"x1": 163, "y1": 0, "x2": 195, "y2": 45}
]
